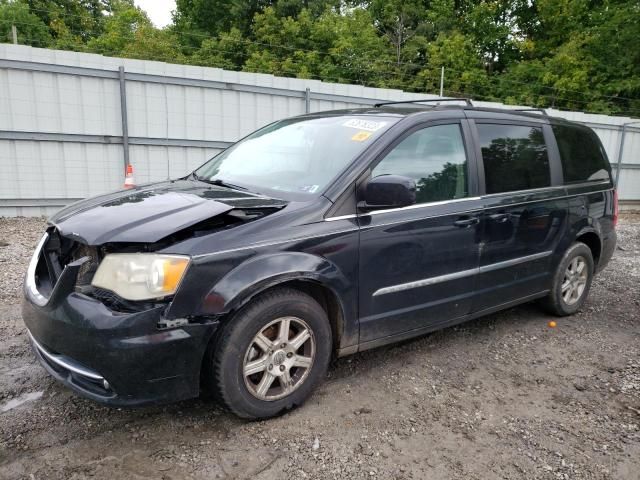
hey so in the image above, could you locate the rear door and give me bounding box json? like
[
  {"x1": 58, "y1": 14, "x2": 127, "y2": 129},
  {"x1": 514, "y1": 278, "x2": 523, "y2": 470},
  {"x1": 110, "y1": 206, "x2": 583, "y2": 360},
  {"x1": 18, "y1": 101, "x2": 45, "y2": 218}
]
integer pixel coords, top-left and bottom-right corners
[
  {"x1": 358, "y1": 120, "x2": 483, "y2": 344},
  {"x1": 470, "y1": 120, "x2": 568, "y2": 311}
]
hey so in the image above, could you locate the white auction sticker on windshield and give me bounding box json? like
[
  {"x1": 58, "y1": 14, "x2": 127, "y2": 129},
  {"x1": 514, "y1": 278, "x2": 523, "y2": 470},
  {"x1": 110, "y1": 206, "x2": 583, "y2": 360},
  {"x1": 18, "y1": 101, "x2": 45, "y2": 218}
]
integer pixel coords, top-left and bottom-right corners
[
  {"x1": 299, "y1": 184, "x2": 320, "y2": 193},
  {"x1": 342, "y1": 119, "x2": 387, "y2": 132}
]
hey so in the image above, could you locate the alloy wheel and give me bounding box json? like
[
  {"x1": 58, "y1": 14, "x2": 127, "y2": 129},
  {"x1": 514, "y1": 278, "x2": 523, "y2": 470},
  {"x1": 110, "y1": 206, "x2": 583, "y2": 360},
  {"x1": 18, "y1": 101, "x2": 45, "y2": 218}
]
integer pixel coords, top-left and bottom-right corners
[
  {"x1": 243, "y1": 316, "x2": 315, "y2": 401},
  {"x1": 561, "y1": 255, "x2": 588, "y2": 305}
]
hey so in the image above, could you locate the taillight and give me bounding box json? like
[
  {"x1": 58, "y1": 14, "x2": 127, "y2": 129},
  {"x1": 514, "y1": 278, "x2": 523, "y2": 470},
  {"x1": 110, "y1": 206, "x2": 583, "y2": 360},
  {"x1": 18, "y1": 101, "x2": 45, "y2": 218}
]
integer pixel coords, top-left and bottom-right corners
[{"x1": 613, "y1": 189, "x2": 619, "y2": 227}]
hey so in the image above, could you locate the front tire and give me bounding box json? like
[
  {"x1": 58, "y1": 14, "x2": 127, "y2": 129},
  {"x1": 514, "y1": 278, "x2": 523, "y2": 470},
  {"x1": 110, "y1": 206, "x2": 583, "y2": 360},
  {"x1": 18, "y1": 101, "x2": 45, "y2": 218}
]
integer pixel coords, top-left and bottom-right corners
[
  {"x1": 542, "y1": 242, "x2": 594, "y2": 316},
  {"x1": 204, "y1": 288, "x2": 332, "y2": 419}
]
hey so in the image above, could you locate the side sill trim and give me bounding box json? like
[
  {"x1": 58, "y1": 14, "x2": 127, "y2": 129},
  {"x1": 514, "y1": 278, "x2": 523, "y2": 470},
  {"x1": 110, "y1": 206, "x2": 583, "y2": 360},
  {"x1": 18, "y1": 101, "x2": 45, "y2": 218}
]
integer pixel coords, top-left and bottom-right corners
[
  {"x1": 372, "y1": 250, "x2": 553, "y2": 297},
  {"x1": 356, "y1": 290, "x2": 550, "y2": 354}
]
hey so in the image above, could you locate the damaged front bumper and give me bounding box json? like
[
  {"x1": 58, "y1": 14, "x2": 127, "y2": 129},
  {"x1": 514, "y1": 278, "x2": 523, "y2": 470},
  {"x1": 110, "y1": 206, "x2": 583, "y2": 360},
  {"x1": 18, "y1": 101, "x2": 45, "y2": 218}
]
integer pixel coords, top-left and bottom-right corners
[
  {"x1": 22, "y1": 290, "x2": 219, "y2": 407},
  {"x1": 22, "y1": 230, "x2": 220, "y2": 407}
]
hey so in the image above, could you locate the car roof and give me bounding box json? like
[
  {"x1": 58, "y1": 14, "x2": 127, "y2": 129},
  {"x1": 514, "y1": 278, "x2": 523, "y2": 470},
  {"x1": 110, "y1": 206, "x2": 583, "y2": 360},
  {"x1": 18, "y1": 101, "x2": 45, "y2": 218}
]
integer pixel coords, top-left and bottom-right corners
[{"x1": 299, "y1": 105, "x2": 577, "y2": 126}]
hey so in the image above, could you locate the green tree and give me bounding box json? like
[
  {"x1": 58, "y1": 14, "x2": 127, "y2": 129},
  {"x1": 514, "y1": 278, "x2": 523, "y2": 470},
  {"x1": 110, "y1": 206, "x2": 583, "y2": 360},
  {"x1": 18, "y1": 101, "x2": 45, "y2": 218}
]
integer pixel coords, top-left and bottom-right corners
[
  {"x1": 190, "y1": 27, "x2": 246, "y2": 69},
  {"x1": 244, "y1": 6, "x2": 390, "y2": 85},
  {"x1": 497, "y1": 0, "x2": 640, "y2": 113},
  {"x1": 314, "y1": 7, "x2": 392, "y2": 85},
  {"x1": 412, "y1": 32, "x2": 490, "y2": 98},
  {"x1": 583, "y1": 0, "x2": 640, "y2": 113},
  {"x1": 85, "y1": 0, "x2": 184, "y2": 62},
  {"x1": 27, "y1": 0, "x2": 109, "y2": 42},
  {"x1": 462, "y1": 0, "x2": 518, "y2": 73},
  {"x1": 86, "y1": 0, "x2": 149, "y2": 56},
  {"x1": 0, "y1": 0, "x2": 637, "y2": 115},
  {"x1": 273, "y1": 0, "x2": 340, "y2": 18},
  {"x1": 368, "y1": 0, "x2": 428, "y2": 66},
  {"x1": 0, "y1": 0, "x2": 51, "y2": 47},
  {"x1": 120, "y1": 25, "x2": 184, "y2": 63},
  {"x1": 173, "y1": 0, "x2": 275, "y2": 41}
]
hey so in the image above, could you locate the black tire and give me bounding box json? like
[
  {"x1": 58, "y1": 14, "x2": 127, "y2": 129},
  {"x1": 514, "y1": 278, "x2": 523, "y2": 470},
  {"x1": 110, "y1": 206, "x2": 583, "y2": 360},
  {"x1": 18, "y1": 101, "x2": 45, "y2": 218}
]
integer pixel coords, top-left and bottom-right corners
[
  {"x1": 542, "y1": 242, "x2": 594, "y2": 316},
  {"x1": 204, "y1": 288, "x2": 332, "y2": 419}
]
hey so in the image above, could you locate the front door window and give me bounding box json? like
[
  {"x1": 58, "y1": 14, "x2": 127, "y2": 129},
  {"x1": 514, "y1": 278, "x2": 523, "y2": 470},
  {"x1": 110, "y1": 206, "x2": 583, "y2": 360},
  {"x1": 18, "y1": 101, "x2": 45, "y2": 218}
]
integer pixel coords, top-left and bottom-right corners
[{"x1": 372, "y1": 124, "x2": 469, "y2": 204}]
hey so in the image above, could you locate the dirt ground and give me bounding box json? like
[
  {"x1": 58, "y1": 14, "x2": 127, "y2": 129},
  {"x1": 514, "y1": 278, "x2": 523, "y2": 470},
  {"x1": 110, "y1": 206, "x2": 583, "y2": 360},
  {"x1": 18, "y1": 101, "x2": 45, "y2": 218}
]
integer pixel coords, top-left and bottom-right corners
[{"x1": 0, "y1": 215, "x2": 639, "y2": 480}]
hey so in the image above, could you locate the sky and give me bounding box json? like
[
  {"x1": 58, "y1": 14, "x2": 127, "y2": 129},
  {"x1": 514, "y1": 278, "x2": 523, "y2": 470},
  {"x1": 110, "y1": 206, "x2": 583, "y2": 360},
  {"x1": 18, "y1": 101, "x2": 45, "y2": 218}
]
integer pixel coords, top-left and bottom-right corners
[{"x1": 134, "y1": 0, "x2": 176, "y2": 28}]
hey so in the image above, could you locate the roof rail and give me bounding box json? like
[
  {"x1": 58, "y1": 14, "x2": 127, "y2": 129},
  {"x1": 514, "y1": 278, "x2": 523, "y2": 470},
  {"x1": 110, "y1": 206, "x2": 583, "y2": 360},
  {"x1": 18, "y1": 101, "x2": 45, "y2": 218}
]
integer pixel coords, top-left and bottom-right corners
[
  {"x1": 374, "y1": 98, "x2": 473, "y2": 108},
  {"x1": 512, "y1": 108, "x2": 549, "y2": 116}
]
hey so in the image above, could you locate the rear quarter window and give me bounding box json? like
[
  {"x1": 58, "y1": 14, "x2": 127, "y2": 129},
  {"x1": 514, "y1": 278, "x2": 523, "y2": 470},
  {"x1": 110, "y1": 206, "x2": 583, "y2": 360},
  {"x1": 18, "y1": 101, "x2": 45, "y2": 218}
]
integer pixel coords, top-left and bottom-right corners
[
  {"x1": 552, "y1": 124, "x2": 612, "y2": 184},
  {"x1": 477, "y1": 123, "x2": 551, "y2": 194}
]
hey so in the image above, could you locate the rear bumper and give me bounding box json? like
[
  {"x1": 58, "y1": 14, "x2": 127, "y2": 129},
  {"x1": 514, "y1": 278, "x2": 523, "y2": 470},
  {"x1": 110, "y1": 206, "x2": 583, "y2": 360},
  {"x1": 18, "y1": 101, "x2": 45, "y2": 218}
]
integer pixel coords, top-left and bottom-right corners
[
  {"x1": 22, "y1": 292, "x2": 218, "y2": 407},
  {"x1": 597, "y1": 228, "x2": 617, "y2": 273}
]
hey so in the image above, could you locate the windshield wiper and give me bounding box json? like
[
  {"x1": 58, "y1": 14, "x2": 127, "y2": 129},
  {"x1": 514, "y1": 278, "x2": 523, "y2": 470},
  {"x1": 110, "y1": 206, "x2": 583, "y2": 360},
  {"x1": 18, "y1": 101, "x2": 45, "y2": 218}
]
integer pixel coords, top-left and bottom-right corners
[{"x1": 192, "y1": 173, "x2": 248, "y2": 191}]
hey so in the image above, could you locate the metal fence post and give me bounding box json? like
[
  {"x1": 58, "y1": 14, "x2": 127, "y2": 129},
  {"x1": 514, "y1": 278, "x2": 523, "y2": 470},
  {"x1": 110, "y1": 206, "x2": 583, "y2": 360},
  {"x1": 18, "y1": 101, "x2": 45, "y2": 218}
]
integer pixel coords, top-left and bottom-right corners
[
  {"x1": 615, "y1": 125, "x2": 627, "y2": 187},
  {"x1": 305, "y1": 87, "x2": 311, "y2": 113},
  {"x1": 118, "y1": 66, "x2": 130, "y2": 170}
]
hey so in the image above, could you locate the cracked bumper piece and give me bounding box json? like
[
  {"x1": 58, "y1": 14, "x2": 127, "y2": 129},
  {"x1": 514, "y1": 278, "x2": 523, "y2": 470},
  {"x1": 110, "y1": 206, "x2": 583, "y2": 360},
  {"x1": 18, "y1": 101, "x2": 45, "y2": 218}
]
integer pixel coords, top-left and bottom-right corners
[{"x1": 22, "y1": 292, "x2": 219, "y2": 407}]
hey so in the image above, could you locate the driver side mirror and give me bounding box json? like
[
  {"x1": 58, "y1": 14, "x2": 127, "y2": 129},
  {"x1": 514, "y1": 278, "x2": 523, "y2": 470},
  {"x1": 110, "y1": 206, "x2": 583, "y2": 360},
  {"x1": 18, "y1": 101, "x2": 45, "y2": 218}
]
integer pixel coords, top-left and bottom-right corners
[{"x1": 358, "y1": 175, "x2": 417, "y2": 211}]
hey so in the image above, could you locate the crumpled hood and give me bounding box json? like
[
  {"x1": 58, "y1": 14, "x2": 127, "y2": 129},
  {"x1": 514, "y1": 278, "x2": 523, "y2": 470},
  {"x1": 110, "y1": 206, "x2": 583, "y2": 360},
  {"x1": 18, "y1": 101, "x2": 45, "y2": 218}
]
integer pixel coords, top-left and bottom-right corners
[{"x1": 50, "y1": 180, "x2": 286, "y2": 245}]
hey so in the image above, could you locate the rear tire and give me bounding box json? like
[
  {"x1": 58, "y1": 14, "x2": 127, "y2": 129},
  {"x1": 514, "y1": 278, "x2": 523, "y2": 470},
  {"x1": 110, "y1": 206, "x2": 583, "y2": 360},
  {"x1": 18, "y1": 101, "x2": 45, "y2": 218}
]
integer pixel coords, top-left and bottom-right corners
[
  {"x1": 204, "y1": 288, "x2": 332, "y2": 419},
  {"x1": 542, "y1": 242, "x2": 594, "y2": 316}
]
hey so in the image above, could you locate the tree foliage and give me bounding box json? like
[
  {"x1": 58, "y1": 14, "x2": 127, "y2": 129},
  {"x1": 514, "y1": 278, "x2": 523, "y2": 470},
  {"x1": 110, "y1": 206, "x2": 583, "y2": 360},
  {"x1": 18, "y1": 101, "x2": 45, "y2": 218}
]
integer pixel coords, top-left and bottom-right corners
[
  {"x1": 1, "y1": 0, "x2": 638, "y2": 115},
  {"x1": 0, "y1": 1, "x2": 51, "y2": 46}
]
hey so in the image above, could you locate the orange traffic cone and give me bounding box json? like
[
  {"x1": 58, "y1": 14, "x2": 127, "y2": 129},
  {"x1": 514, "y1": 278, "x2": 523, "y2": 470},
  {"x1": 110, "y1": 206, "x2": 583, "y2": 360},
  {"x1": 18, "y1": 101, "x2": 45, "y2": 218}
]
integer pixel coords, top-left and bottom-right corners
[{"x1": 124, "y1": 164, "x2": 135, "y2": 189}]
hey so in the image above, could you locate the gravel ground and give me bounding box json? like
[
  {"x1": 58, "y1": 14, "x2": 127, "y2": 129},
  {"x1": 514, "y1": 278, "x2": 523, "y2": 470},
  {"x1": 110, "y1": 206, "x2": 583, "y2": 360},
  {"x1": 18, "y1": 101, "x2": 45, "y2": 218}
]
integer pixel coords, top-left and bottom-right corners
[{"x1": 0, "y1": 215, "x2": 639, "y2": 480}]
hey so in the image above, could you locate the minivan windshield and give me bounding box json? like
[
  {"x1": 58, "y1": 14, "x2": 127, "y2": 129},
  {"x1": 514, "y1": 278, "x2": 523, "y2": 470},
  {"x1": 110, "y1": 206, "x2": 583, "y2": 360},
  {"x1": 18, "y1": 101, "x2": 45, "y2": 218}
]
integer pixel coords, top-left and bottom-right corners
[{"x1": 194, "y1": 115, "x2": 398, "y2": 199}]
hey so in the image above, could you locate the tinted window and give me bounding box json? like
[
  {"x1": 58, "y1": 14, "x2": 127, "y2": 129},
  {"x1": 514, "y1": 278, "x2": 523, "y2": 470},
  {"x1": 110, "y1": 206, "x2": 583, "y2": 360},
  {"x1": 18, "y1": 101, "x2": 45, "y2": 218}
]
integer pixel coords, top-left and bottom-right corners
[
  {"x1": 372, "y1": 124, "x2": 468, "y2": 204},
  {"x1": 552, "y1": 124, "x2": 611, "y2": 184},
  {"x1": 478, "y1": 124, "x2": 550, "y2": 194}
]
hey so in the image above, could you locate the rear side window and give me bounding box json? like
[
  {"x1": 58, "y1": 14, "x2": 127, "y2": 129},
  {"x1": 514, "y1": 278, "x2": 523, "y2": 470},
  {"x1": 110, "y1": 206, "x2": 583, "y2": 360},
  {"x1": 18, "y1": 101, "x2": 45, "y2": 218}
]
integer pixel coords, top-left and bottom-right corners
[
  {"x1": 478, "y1": 124, "x2": 551, "y2": 194},
  {"x1": 552, "y1": 124, "x2": 611, "y2": 184}
]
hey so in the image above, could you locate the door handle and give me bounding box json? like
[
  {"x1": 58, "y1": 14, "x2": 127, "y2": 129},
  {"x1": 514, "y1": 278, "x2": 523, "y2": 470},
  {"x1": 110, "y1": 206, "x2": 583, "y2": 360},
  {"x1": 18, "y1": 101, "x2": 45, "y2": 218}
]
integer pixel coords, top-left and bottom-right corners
[
  {"x1": 453, "y1": 217, "x2": 480, "y2": 228},
  {"x1": 489, "y1": 213, "x2": 510, "y2": 223}
]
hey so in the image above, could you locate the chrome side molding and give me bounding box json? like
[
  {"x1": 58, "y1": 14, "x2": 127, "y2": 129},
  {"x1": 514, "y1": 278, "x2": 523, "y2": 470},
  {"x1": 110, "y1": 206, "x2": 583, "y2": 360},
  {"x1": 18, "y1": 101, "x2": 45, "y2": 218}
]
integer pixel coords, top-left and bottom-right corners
[
  {"x1": 324, "y1": 183, "x2": 613, "y2": 223},
  {"x1": 372, "y1": 250, "x2": 553, "y2": 297},
  {"x1": 372, "y1": 267, "x2": 478, "y2": 296},
  {"x1": 478, "y1": 251, "x2": 552, "y2": 274}
]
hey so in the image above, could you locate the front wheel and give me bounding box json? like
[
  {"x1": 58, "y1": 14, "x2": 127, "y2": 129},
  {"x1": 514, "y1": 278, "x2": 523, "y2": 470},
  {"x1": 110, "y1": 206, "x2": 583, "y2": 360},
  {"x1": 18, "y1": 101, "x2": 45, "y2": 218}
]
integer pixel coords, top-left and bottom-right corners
[
  {"x1": 542, "y1": 242, "x2": 594, "y2": 316},
  {"x1": 204, "y1": 288, "x2": 332, "y2": 419}
]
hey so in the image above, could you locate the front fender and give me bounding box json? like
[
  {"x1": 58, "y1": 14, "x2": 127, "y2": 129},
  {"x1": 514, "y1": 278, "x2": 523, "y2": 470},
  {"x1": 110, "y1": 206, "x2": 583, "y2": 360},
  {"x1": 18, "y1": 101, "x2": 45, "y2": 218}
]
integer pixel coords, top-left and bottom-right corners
[
  {"x1": 199, "y1": 252, "x2": 350, "y2": 315},
  {"x1": 193, "y1": 252, "x2": 358, "y2": 350}
]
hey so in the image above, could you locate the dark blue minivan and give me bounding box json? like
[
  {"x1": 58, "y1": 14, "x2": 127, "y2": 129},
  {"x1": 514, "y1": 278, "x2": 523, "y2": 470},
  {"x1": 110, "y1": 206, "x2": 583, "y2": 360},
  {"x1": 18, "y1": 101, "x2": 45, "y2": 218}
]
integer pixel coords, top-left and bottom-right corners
[{"x1": 22, "y1": 100, "x2": 618, "y2": 418}]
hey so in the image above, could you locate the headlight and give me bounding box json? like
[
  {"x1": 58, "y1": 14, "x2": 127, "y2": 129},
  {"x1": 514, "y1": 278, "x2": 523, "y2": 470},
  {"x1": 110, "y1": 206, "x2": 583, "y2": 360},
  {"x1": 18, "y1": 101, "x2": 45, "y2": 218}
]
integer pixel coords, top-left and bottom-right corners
[{"x1": 91, "y1": 254, "x2": 190, "y2": 301}]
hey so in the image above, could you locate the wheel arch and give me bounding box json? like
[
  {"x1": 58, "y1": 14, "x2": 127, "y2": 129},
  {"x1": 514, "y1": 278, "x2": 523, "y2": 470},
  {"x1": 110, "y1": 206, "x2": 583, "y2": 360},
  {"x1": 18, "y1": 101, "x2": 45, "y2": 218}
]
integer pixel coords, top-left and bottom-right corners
[
  {"x1": 198, "y1": 252, "x2": 357, "y2": 353},
  {"x1": 574, "y1": 227, "x2": 602, "y2": 267},
  {"x1": 247, "y1": 279, "x2": 345, "y2": 354}
]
